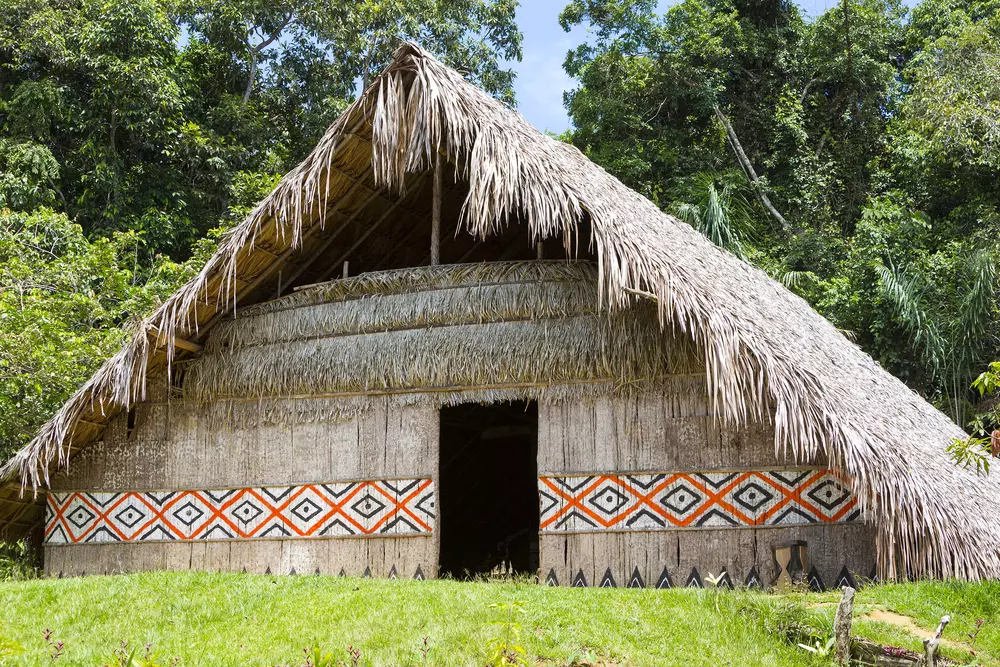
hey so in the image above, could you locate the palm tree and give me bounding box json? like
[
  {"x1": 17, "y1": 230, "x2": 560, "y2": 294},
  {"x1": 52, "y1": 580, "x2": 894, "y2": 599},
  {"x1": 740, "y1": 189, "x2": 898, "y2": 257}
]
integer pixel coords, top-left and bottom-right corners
[
  {"x1": 876, "y1": 247, "x2": 998, "y2": 423},
  {"x1": 671, "y1": 174, "x2": 756, "y2": 259}
]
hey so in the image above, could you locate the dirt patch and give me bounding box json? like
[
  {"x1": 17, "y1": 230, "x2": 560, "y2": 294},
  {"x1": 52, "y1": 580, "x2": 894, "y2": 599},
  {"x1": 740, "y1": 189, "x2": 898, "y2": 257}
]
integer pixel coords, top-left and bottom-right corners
[{"x1": 864, "y1": 609, "x2": 965, "y2": 651}]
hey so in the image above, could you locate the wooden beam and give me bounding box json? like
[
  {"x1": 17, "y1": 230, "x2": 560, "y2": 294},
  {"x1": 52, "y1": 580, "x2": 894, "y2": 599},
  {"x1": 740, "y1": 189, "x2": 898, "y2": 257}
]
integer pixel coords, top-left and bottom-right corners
[
  {"x1": 148, "y1": 328, "x2": 204, "y2": 354},
  {"x1": 312, "y1": 171, "x2": 431, "y2": 284},
  {"x1": 431, "y1": 152, "x2": 442, "y2": 265},
  {"x1": 194, "y1": 225, "x2": 324, "y2": 338},
  {"x1": 0, "y1": 495, "x2": 39, "y2": 506},
  {"x1": 456, "y1": 241, "x2": 483, "y2": 264},
  {"x1": 327, "y1": 160, "x2": 429, "y2": 225},
  {"x1": 278, "y1": 176, "x2": 381, "y2": 292},
  {"x1": 833, "y1": 586, "x2": 855, "y2": 665},
  {"x1": 383, "y1": 176, "x2": 463, "y2": 269}
]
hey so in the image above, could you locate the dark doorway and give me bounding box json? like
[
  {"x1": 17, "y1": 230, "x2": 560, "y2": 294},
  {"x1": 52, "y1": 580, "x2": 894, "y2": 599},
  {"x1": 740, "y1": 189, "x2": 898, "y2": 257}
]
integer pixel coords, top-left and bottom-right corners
[{"x1": 438, "y1": 401, "x2": 539, "y2": 579}]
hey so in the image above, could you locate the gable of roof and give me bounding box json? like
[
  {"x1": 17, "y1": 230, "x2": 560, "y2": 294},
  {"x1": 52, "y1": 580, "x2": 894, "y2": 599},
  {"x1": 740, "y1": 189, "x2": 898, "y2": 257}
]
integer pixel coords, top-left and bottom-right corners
[{"x1": 2, "y1": 42, "x2": 998, "y2": 580}]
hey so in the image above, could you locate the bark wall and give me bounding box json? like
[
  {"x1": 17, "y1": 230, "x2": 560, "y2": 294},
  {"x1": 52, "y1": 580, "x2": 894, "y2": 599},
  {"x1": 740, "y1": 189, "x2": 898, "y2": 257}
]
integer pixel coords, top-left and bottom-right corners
[
  {"x1": 45, "y1": 398, "x2": 438, "y2": 578},
  {"x1": 537, "y1": 391, "x2": 876, "y2": 588}
]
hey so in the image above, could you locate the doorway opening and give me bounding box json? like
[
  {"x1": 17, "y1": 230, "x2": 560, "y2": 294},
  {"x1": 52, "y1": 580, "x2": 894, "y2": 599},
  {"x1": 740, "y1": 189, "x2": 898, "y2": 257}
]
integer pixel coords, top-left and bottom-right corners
[{"x1": 438, "y1": 401, "x2": 539, "y2": 579}]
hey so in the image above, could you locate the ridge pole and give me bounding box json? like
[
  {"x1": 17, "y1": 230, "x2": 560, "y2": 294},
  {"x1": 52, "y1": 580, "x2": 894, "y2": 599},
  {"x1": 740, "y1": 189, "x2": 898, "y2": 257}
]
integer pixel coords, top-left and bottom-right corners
[{"x1": 431, "y1": 153, "x2": 442, "y2": 265}]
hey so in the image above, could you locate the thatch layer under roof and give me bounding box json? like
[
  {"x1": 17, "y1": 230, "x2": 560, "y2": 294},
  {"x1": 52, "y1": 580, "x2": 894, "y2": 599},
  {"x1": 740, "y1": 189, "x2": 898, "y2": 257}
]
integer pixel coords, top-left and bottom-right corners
[
  {"x1": 2, "y1": 43, "x2": 998, "y2": 580},
  {"x1": 183, "y1": 261, "x2": 697, "y2": 401}
]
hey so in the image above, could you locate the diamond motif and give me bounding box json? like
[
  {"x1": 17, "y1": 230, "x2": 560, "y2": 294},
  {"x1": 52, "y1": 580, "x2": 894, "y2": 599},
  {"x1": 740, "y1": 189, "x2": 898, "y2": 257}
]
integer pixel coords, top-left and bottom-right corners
[
  {"x1": 659, "y1": 484, "x2": 702, "y2": 515},
  {"x1": 732, "y1": 482, "x2": 775, "y2": 512},
  {"x1": 291, "y1": 497, "x2": 324, "y2": 523},
  {"x1": 232, "y1": 500, "x2": 264, "y2": 525},
  {"x1": 171, "y1": 501, "x2": 206, "y2": 528},
  {"x1": 113, "y1": 505, "x2": 147, "y2": 530},
  {"x1": 67, "y1": 505, "x2": 96, "y2": 530},
  {"x1": 351, "y1": 492, "x2": 387, "y2": 520},
  {"x1": 586, "y1": 482, "x2": 630, "y2": 516},
  {"x1": 807, "y1": 479, "x2": 850, "y2": 511}
]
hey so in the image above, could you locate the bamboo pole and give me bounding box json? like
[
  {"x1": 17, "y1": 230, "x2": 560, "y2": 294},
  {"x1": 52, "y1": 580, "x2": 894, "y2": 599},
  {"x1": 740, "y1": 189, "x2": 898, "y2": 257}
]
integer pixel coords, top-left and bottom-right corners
[{"x1": 431, "y1": 153, "x2": 442, "y2": 266}]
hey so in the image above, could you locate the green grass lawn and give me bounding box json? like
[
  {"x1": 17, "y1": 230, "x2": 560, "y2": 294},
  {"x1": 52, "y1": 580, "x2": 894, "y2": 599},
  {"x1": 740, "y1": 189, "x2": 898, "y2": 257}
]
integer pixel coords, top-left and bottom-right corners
[{"x1": 0, "y1": 573, "x2": 997, "y2": 666}]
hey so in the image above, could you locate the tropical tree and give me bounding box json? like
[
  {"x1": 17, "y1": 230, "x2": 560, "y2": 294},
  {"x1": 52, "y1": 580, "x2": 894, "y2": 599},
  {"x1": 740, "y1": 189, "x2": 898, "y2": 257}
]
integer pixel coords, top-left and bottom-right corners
[{"x1": 0, "y1": 0, "x2": 522, "y2": 258}]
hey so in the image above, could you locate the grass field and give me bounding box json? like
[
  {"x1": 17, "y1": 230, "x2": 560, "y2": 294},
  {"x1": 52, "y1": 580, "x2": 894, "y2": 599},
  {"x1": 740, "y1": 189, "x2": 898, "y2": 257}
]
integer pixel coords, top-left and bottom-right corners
[{"x1": 1, "y1": 573, "x2": 998, "y2": 666}]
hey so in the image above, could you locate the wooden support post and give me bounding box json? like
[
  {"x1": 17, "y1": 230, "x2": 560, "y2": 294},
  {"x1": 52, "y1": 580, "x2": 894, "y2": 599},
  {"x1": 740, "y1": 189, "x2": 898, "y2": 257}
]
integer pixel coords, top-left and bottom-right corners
[
  {"x1": 923, "y1": 615, "x2": 950, "y2": 667},
  {"x1": 430, "y1": 152, "x2": 442, "y2": 266},
  {"x1": 147, "y1": 328, "x2": 204, "y2": 354},
  {"x1": 536, "y1": 241, "x2": 544, "y2": 259},
  {"x1": 834, "y1": 585, "x2": 855, "y2": 665},
  {"x1": 342, "y1": 261, "x2": 349, "y2": 279}
]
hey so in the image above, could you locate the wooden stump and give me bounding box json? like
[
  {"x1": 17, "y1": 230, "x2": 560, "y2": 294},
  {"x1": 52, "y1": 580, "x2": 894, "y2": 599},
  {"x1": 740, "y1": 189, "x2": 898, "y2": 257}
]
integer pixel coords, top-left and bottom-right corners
[{"x1": 834, "y1": 585, "x2": 855, "y2": 665}]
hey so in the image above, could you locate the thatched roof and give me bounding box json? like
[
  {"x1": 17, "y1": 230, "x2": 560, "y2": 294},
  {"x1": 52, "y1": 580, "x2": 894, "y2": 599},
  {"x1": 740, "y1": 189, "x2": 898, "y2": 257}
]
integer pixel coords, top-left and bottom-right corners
[{"x1": 2, "y1": 42, "x2": 998, "y2": 580}]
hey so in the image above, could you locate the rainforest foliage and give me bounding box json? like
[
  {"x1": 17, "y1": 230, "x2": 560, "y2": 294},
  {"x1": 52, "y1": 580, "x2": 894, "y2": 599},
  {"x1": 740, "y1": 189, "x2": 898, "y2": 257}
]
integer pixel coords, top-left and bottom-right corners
[
  {"x1": 560, "y1": 0, "x2": 1000, "y2": 434},
  {"x1": 0, "y1": 0, "x2": 997, "y2": 460}
]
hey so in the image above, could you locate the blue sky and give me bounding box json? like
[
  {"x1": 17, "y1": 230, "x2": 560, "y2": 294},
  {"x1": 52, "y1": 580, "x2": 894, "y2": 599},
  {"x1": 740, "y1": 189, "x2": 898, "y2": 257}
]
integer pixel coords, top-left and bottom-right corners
[{"x1": 511, "y1": 0, "x2": 868, "y2": 133}]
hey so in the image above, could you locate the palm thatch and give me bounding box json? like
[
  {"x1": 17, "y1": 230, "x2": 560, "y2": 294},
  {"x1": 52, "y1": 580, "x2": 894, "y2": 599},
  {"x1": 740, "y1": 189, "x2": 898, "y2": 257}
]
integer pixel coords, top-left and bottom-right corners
[
  {"x1": 1, "y1": 42, "x2": 998, "y2": 580},
  {"x1": 184, "y1": 261, "x2": 698, "y2": 401}
]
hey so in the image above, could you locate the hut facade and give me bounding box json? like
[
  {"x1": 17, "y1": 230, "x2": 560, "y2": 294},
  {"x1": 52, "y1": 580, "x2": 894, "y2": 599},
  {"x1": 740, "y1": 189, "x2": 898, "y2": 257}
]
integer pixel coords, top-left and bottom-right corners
[{"x1": 1, "y1": 43, "x2": 998, "y2": 587}]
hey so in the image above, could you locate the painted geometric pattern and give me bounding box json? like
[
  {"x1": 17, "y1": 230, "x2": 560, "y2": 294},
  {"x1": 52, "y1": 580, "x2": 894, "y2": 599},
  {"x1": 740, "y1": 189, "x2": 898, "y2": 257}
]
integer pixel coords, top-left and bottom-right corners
[
  {"x1": 539, "y1": 470, "x2": 858, "y2": 532},
  {"x1": 45, "y1": 479, "x2": 435, "y2": 544}
]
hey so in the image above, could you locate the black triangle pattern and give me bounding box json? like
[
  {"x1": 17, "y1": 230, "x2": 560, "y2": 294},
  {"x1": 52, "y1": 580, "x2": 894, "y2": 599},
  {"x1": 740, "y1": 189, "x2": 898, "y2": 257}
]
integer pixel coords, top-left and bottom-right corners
[
  {"x1": 599, "y1": 568, "x2": 616, "y2": 588},
  {"x1": 744, "y1": 567, "x2": 762, "y2": 589},
  {"x1": 807, "y1": 566, "x2": 825, "y2": 592},
  {"x1": 656, "y1": 567, "x2": 673, "y2": 589},
  {"x1": 835, "y1": 566, "x2": 857, "y2": 590},
  {"x1": 686, "y1": 567, "x2": 704, "y2": 588},
  {"x1": 572, "y1": 569, "x2": 588, "y2": 587},
  {"x1": 545, "y1": 569, "x2": 559, "y2": 586},
  {"x1": 628, "y1": 567, "x2": 645, "y2": 588},
  {"x1": 413, "y1": 565, "x2": 425, "y2": 581}
]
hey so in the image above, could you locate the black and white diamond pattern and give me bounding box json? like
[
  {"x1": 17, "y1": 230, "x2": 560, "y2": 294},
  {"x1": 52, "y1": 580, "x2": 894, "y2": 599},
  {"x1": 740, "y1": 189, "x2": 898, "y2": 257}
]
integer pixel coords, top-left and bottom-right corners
[
  {"x1": 540, "y1": 469, "x2": 858, "y2": 532},
  {"x1": 45, "y1": 479, "x2": 434, "y2": 544}
]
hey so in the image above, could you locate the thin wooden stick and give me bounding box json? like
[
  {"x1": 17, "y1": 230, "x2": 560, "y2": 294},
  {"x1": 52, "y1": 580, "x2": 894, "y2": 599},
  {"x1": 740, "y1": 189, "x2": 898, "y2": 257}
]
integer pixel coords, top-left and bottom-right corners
[
  {"x1": 431, "y1": 153, "x2": 442, "y2": 265},
  {"x1": 923, "y1": 614, "x2": 949, "y2": 667}
]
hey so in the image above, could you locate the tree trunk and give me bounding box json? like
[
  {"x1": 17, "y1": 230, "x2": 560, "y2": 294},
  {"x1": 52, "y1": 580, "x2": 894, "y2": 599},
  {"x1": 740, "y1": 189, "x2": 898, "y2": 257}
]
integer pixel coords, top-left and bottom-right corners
[
  {"x1": 243, "y1": 52, "x2": 258, "y2": 103},
  {"x1": 713, "y1": 105, "x2": 790, "y2": 232}
]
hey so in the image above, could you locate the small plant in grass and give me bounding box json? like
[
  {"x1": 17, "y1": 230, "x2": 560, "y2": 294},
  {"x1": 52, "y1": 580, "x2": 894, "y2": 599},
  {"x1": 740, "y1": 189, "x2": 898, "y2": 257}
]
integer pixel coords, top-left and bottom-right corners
[
  {"x1": 486, "y1": 601, "x2": 528, "y2": 667},
  {"x1": 565, "y1": 647, "x2": 601, "y2": 665},
  {"x1": 967, "y1": 618, "x2": 986, "y2": 663},
  {"x1": 797, "y1": 636, "x2": 835, "y2": 658},
  {"x1": 102, "y1": 640, "x2": 176, "y2": 667},
  {"x1": 43, "y1": 628, "x2": 64, "y2": 662},
  {"x1": 302, "y1": 644, "x2": 336, "y2": 667}
]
